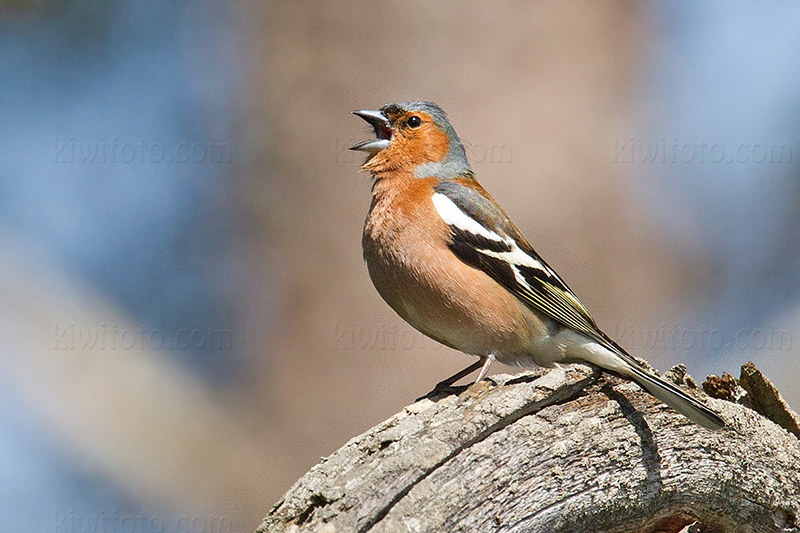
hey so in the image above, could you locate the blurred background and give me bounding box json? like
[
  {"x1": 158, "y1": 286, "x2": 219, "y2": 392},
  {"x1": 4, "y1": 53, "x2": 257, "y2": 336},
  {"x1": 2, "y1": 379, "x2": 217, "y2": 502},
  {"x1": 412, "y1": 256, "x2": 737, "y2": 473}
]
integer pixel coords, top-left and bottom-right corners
[{"x1": 1, "y1": 1, "x2": 799, "y2": 531}]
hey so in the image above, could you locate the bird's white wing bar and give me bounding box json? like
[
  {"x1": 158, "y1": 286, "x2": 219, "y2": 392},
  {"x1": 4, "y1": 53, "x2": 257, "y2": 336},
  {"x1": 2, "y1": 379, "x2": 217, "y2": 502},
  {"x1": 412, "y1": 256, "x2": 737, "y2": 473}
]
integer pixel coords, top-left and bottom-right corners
[{"x1": 432, "y1": 192, "x2": 506, "y2": 243}]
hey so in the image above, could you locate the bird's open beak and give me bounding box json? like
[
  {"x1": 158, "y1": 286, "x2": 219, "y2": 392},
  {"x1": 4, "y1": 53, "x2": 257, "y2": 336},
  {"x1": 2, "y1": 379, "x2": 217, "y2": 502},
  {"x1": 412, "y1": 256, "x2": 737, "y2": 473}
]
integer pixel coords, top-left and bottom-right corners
[{"x1": 350, "y1": 110, "x2": 392, "y2": 152}]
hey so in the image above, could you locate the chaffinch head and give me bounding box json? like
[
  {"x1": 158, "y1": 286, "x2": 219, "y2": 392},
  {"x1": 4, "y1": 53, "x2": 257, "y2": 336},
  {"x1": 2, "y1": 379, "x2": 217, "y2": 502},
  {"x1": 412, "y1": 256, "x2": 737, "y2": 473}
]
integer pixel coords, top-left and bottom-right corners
[{"x1": 351, "y1": 101, "x2": 723, "y2": 430}]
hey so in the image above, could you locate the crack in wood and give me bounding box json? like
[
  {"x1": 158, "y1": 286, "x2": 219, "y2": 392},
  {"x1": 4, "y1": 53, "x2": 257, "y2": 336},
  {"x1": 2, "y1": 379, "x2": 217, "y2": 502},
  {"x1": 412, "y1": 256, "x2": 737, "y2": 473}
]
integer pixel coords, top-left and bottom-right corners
[{"x1": 502, "y1": 486, "x2": 595, "y2": 530}]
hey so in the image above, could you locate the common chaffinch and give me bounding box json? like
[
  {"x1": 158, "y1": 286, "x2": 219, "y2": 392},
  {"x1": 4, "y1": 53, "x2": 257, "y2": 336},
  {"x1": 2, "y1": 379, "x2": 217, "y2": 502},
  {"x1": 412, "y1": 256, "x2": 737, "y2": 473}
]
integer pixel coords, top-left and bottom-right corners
[{"x1": 351, "y1": 101, "x2": 723, "y2": 430}]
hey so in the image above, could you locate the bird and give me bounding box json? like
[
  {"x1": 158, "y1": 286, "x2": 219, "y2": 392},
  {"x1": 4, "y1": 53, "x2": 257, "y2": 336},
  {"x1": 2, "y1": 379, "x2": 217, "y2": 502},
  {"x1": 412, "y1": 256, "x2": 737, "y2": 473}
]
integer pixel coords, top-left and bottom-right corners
[{"x1": 350, "y1": 101, "x2": 724, "y2": 430}]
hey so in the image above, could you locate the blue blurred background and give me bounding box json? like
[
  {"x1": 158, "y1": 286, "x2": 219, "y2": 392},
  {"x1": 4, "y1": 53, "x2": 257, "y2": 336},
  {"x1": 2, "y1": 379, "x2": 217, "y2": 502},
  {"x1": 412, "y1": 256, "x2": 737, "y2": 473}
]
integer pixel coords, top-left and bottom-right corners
[{"x1": 0, "y1": 1, "x2": 798, "y2": 531}]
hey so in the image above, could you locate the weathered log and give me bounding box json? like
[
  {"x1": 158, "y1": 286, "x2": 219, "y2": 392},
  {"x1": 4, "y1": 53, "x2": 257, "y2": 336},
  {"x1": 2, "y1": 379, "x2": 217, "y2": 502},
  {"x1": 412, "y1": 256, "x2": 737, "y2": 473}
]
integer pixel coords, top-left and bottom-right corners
[{"x1": 259, "y1": 364, "x2": 800, "y2": 533}]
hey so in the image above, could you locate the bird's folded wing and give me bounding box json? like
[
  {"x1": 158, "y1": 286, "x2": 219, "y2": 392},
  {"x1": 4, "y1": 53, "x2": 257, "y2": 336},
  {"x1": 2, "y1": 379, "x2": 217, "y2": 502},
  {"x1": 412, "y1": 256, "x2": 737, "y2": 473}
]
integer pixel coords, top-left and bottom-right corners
[{"x1": 432, "y1": 179, "x2": 609, "y2": 347}]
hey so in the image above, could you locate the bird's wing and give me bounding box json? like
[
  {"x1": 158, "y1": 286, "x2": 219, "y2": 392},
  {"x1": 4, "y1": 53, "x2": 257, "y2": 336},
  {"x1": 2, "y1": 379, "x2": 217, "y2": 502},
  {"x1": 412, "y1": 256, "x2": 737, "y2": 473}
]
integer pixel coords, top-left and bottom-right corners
[
  {"x1": 432, "y1": 180, "x2": 724, "y2": 430},
  {"x1": 432, "y1": 179, "x2": 611, "y2": 347}
]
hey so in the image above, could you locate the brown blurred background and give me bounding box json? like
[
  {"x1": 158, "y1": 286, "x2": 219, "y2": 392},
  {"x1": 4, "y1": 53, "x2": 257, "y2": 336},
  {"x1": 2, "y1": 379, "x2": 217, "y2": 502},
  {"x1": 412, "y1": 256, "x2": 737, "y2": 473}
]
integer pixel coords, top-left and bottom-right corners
[{"x1": 2, "y1": 1, "x2": 800, "y2": 531}]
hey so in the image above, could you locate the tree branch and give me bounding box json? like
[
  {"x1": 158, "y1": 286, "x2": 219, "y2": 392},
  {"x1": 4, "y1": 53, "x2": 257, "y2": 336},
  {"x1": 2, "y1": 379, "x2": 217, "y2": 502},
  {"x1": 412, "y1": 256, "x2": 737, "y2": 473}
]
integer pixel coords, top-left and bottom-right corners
[{"x1": 258, "y1": 364, "x2": 800, "y2": 533}]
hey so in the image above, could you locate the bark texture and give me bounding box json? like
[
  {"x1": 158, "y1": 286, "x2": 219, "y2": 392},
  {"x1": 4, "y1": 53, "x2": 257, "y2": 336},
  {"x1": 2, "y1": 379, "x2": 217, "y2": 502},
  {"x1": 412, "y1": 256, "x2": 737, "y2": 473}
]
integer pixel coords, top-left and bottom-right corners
[{"x1": 259, "y1": 365, "x2": 800, "y2": 533}]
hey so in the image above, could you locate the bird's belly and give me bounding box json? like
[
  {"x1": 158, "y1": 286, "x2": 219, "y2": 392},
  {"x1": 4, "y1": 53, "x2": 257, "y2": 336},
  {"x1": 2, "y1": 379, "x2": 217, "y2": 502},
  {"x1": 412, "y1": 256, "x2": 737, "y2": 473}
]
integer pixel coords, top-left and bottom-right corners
[{"x1": 363, "y1": 237, "x2": 546, "y2": 360}]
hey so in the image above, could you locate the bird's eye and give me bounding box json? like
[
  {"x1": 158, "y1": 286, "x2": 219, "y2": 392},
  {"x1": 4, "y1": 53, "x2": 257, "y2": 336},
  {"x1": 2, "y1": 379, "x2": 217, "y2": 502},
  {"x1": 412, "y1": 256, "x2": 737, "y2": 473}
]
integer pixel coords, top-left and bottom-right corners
[{"x1": 407, "y1": 116, "x2": 422, "y2": 128}]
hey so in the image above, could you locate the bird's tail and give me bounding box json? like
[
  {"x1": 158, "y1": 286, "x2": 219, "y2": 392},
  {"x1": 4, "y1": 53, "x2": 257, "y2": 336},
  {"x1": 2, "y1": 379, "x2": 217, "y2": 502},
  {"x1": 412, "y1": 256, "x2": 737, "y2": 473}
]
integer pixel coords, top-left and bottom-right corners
[
  {"x1": 579, "y1": 341, "x2": 725, "y2": 430},
  {"x1": 619, "y1": 360, "x2": 724, "y2": 430}
]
